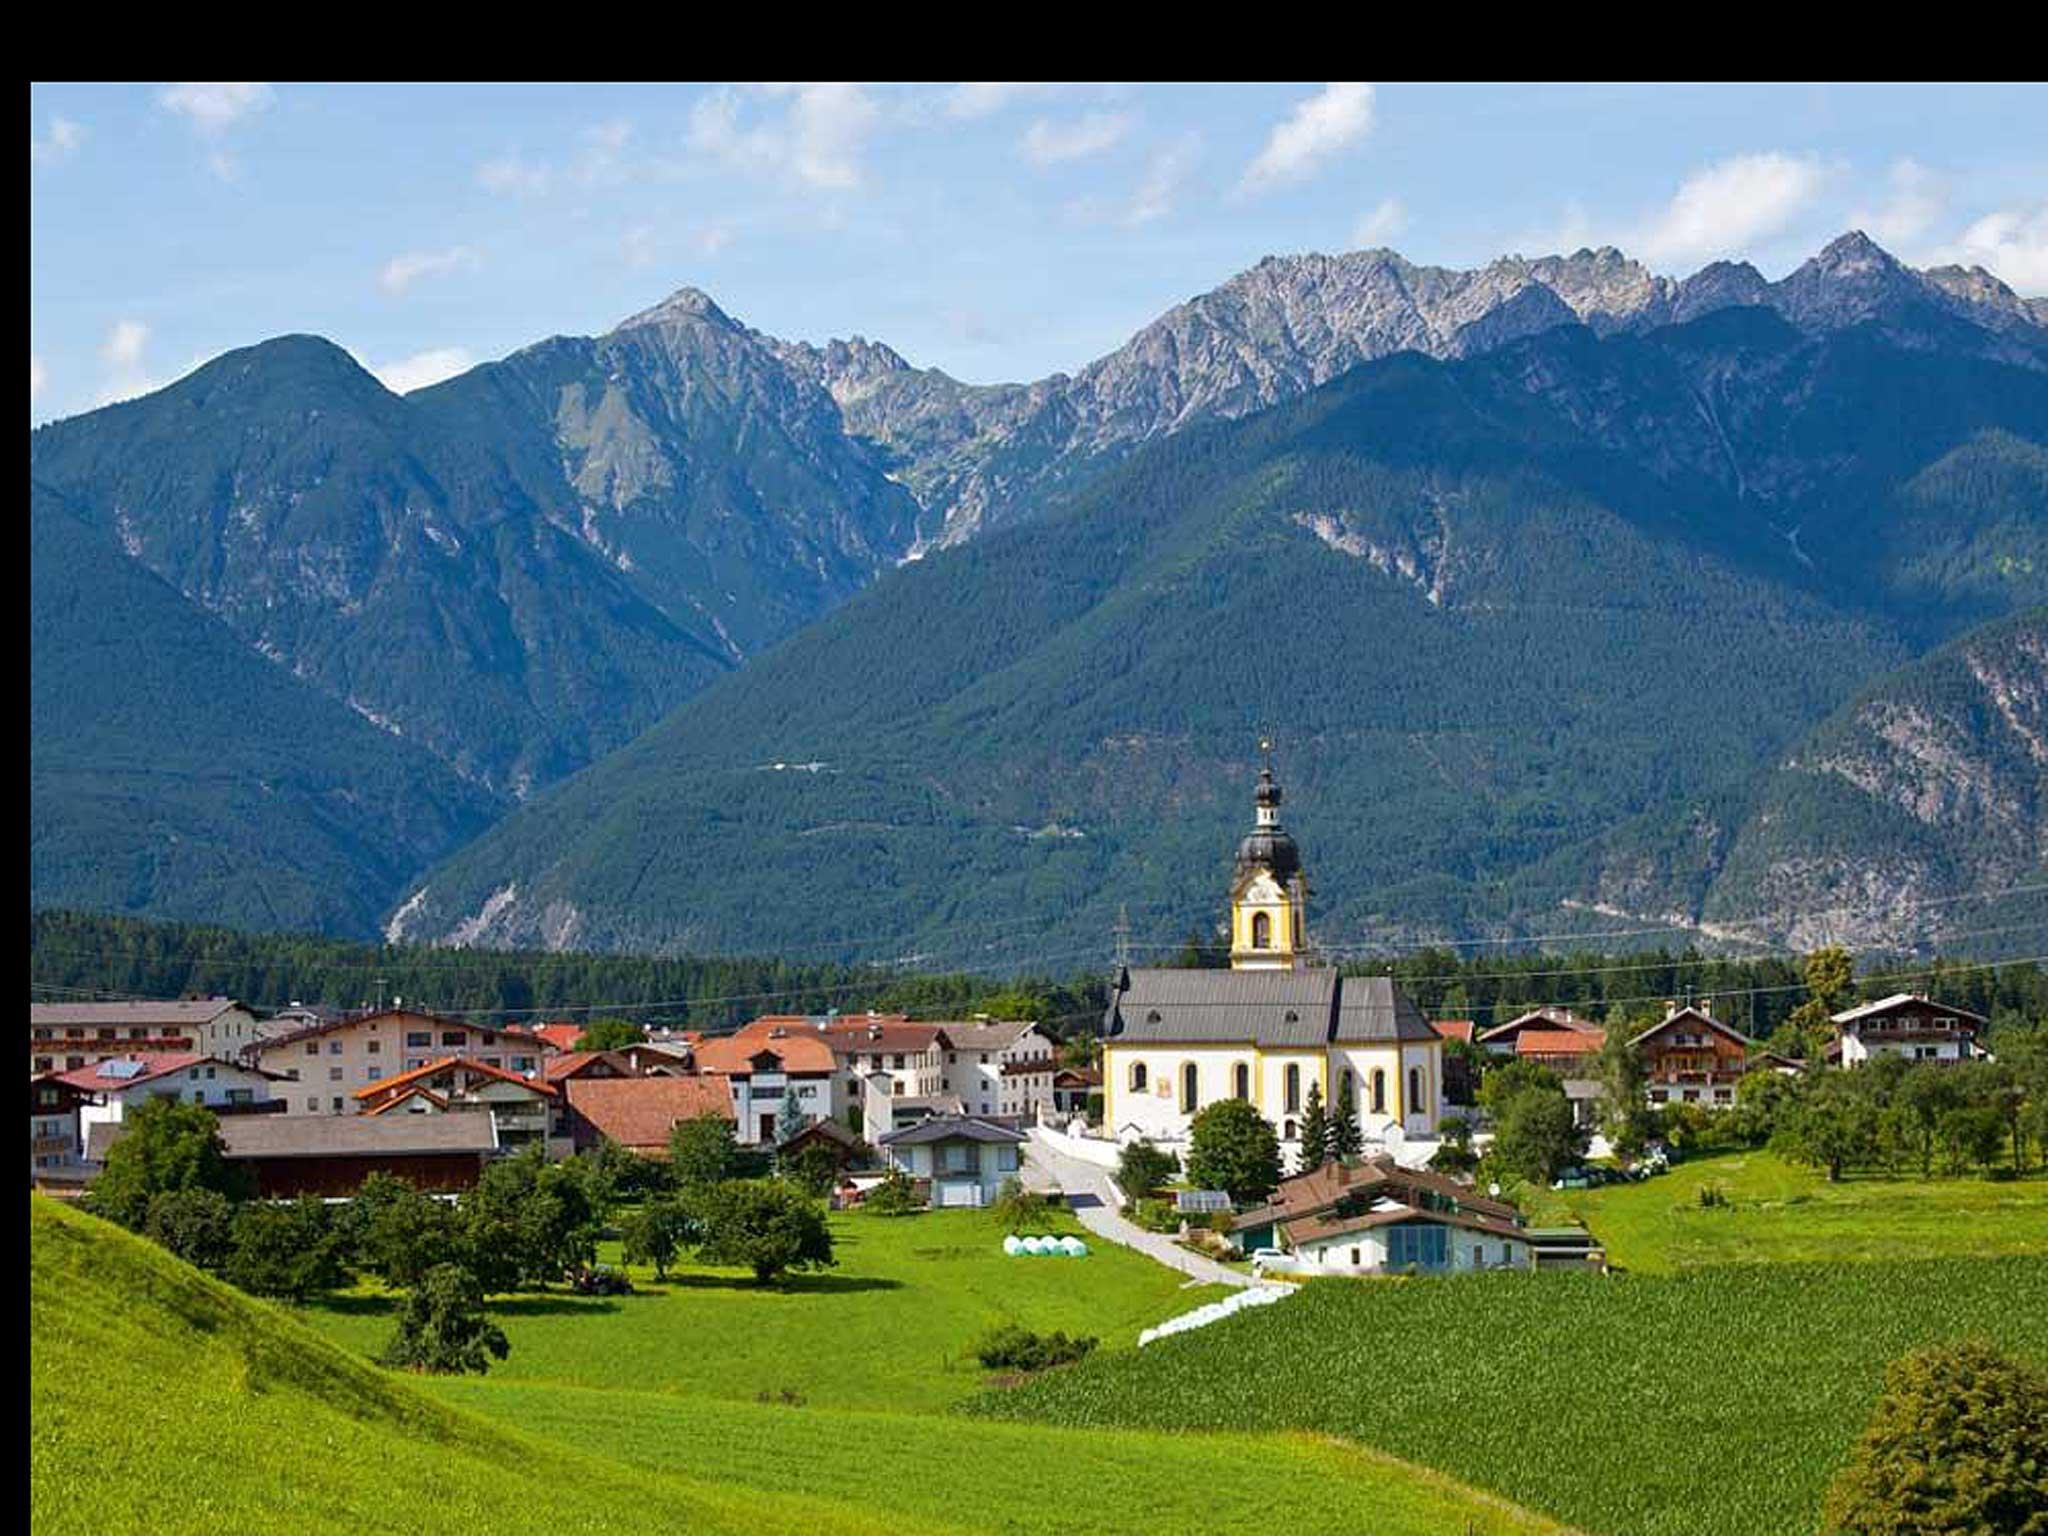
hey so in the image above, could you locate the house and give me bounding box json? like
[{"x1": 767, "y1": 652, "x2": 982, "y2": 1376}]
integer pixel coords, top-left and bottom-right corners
[
  {"x1": 561, "y1": 1075, "x2": 735, "y2": 1158},
  {"x1": 1828, "y1": 993, "x2": 1990, "y2": 1068},
  {"x1": 353, "y1": 1056, "x2": 558, "y2": 1150},
  {"x1": 533, "y1": 1022, "x2": 586, "y2": 1054},
  {"x1": 1100, "y1": 766, "x2": 1444, "y2": 1161},
  {"x1": 1631, "y1": 1003, "x2": 1772, "y2": 1109},
  {"x1": 737, "y1": 1014, "x2": 945, "y2": 1117},
  {"x1": 31, "y1": 997, "x2": 264, "y2": 1074},
  {"x1": 693, "y1": 1029, "x2": 837, "y2": 1145},
  {"x1": 57, "y1": 1053, "x2": 285, "y2": 1148},
  {"x1": 247, "y1": 1008, "x2": 551, "y2": 1116},
  {"x1": 30, "y1": 1073, "x2": 94, "y2": 1177},
  {"x1": 1230, "y1": 1155, "x2": 1532, "y2": 1275},
  {"x1": 876, "y1": 1114, "x2": 1026, "y2": 1208},
  {"x1": 776, "y1": 1116, "x2": 868, "y2": 1176},
  {"x1": 92, "y1": 1111, "x2": 502, "y2": 1197},
  {"x1": 938, "y1": 1019, "x2": 1054, "y2": 1120},
  {"x1": 1430, "y1": 1021, "x2": 1477, "y2": 1105},
  {"x1": 542, "y1": 1049, "x2": 643, "y2": 1086},
  {"x1": 1475, "y1": 1006, "x2": 1602, "y2": 1056}
]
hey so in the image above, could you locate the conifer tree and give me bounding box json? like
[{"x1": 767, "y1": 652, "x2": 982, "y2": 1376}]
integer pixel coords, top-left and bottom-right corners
[
  {"x1": 1295, "y1": 1080, "x2": 1331, "y2": 1169},
  {"x1": 1329, "y1": 1079, "x2": 1364, "y2": 1161}
]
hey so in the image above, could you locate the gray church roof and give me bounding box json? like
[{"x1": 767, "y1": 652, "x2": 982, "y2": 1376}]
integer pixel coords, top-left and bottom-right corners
[{"x1": 1103, "y1": 968, "x2": 1436, "y2": 1048}]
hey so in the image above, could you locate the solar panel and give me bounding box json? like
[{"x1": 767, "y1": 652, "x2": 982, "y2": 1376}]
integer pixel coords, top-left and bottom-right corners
[{"x1": 97, "y1": 1059, "x2": 147, "y2": 1080}]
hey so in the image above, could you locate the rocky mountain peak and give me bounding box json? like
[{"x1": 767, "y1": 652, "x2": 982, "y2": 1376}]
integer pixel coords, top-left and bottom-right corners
[{"x1": 612, "y1": 286, "x2": 739, "y2": 333}]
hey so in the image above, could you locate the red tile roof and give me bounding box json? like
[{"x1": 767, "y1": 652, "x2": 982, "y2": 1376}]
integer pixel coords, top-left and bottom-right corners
[
  {"x1": 353, "y1": 1055, "x2": 557, "y2": 1107},
  {"x1": 694, "y1": 1032, "x2": 837, "y2": 1076},
  {"x1": 52, "y1": 1053, "x2": 277, "y2": 1092},
  {"x1": 564, "y1": 1076, "x2": 733, "y2": 1152},
  {"x1": 534, "y1": 1023, "x2": 585, "y2": 1053},
  {"x1": 1431, "y1": 1020, "x2": 1476, "y2": 1043},
  {"x1": 1517, "y1": 1029, "x2": 1605, "y2": 1056}
]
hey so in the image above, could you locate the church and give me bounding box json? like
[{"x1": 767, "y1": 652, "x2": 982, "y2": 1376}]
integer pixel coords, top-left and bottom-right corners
[{"x1": 1099, "y1": 763, "x2": 1444, "y2": 1162}]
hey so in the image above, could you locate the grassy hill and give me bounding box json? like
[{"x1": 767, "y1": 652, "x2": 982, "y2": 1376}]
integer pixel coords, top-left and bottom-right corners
[
  {"x1": 33, "y1": 1196, "x2": 1570, "y2": 1536},
  {"x1": 977, "y1": 1254, "x2": 2048, "y2": 1536}
]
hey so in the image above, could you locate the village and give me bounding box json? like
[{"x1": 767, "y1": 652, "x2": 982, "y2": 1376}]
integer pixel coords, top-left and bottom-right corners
[{"x1": 30, "y1": 767, "x2": 2015, "y2": 1288}]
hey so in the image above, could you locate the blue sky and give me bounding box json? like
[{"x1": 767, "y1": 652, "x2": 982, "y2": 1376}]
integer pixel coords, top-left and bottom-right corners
[{"x1": 29, "y1": 81, "x2": 2048, "y2": 424}]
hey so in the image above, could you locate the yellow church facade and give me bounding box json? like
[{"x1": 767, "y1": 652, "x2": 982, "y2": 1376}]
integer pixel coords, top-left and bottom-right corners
[{"x1": 1100, "y1": 766, "x2": 1443, "y2": 1163}]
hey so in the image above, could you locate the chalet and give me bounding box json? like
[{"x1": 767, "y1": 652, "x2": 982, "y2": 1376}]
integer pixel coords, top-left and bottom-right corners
[
  {"x1": 31, "y1": 997, "x2": 263, "y2": 1074},
  {"x1": 30, "y1": 1073, "x2": 93, "y2": 1177},
  {"x1": 1630, "y1": 1003, "x2": 1774, "y2": 1109},
  {"x1": 57, "y1": 1053, "x2": 285, "y2": 1148},
  {"x1": 92, "y1": 1111, "x2": 502, "y2": 1197},
  {"x1": 561, "y1": 1075, "x2": 735, "y2": 1158},
  {"x1": 1828, "y1": 993, "x2": 1989, "y2": 1069},
  {"x1": 1051, "y1": 1066, "x2": 1101, "y2": 1118},
  {"x1": 776, "y1": 1116, "x2": 868, "y2": 1176},
  {"x1": 876, "y1": 1114, "x2": 1026, "y2": 1208},
  {"x1": 941, "y1": 1019, "x2": 1054, "y2": 1120},
  {"x1": 1231, "y1": 1155, "x2": 1531, "y2": 1274},
  {"x1": 542, "y1": 1049, "x2": 643, "y2": 1086},
  {"x1": 741, "y1": 1014, "x2": 945, "y2": 1110},
  {"x1": 247, "y1": 1008, "x2": 551, "y2": 1116},
  {"x1": 1515, "y1": 1027, "x2": 1607, "y2": 1127},
  {"x1": 694, "y1": 1029, "x2": 837, "y2": 1145},
  {"x1": 353, "y1": 1056, "x2": 558, "y2": 1150}
]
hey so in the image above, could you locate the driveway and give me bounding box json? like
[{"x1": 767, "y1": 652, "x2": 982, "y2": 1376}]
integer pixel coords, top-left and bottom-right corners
[{"x1": 1023, "y1": 1128, "x2": 1258, "y2": 1289}]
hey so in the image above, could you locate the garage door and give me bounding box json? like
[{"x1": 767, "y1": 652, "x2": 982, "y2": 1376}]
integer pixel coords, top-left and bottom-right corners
[{"x1": 936, "y1": 1180, "x2": 982, "y2": 1208}]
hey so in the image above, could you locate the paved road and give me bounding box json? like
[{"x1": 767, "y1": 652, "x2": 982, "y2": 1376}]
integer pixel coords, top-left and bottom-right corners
[{"x1": 1023, "y1": 1128, "x2": 1257, "y2": 1289}]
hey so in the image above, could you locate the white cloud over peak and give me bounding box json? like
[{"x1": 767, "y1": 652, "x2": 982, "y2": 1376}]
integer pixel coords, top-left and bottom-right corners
[
  {"x1": 1635, "y1": 152, "x2": 1827, "y2": 264},
  {"x1": 1932, "y1": 202, "x2": 2048, "y2": 294},
  {"x1": 31, "y1": 354, "x2": 48, "y2": 401},
  {"x1": 691, "y1": 82, "x2": 879, "y2": 191},
  {"x1": 1122, "y1": 133, "x2": 1199, "y2": 227},
  {"x1": 31, "y1": 116, "x2": 85, "y2": 166},
  {"x1": 1850, "y1": 158, "x2": 1947, "y2": 246},
  {"x1": 368, "y1": 346, "x2": 476, "y2": 395},
  {"x1": 1351, "y1": 197, "x2": 1408, "y2": 248},
  {"x1": 95, "y1": 319, "x2": 163, "y2": 405},
  {"x1": 1020, "y1": 111, "x2": 1131, "y2": 167},
  {"x1": 1240, "y1": 83, "x2": 1374, "y2": 193},
  {"x1": 379, "y1": 246, "x2": 481, "y2": 296}
]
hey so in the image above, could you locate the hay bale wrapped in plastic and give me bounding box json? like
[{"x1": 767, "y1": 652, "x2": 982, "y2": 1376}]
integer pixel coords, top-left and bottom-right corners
[
  {"x1": 1058, "y1": 1235, "x2": 1088, "y2": 1257},
  {"x1": 1002, "y1": 1234, "x2": 1024, "y2": 1257}
]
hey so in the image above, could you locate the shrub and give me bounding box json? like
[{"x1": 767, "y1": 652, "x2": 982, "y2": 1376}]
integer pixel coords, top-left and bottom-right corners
[
  {"x1": 1821, "y1": 1338, "x2": 2048, "y2": 1535},
  {"x1": 1114, "y1": 1138, "x2": 1177, "y2": 1201},
  {"x1": 992, "y1": 1177, "x2": 1051, "y2": 1233},
  {"x1": 863, "y1": 1167, "x2": 922, "y2": 1216},
  {"x1": 1130, "y1": 1198, "x2": 1181, "y2": 1234},
  {"x1": 973, "y1": 1324, "x2": 1099, "y2": 1373},
  {"x1": 141, "y1": 1187, "x2": 236, "y2": 1271},
  {"x1": 379, "y1": 1263, "x2": 510, "y2": 1375},
  {"x1": 1695, "y1": 1181, "x2": 1729, "y2": 1209}
]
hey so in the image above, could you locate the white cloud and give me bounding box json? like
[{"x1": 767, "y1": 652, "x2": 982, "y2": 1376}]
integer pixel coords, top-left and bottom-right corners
[
  {"x1": 95, "y1": 319, "x2": 163, "y2": 405},
  {"x1": 31, "y1": 116, "x2": 85, "y2": 166},
  {"x1": 368, "y1": 346, "x2": 476, "y2": 394},
  {"x1": 1351, "y1": 197, "x2": 1408, "y2": 248},
  {"x1": 1240, "y1": 82, "x2": 1374, "y2": 193},
  {"x1": 379, "y1": 246, "x2": 481, "y2": 296},
  {"x1": 1636, "y1": 152, "x2": 1827, "y2": 265},
  {"x1": 1122, "y1": 133, "x2": 1199, "y2": 227},
  {"x1": 477, "y1": 152, "x2": 552, "y2": 197},
  {"x1": 1020, "y1": 111, "x2": 1131, "y2": 167},
  {"x1": 689, "y1": 82, "x2": 879, "y2": 191},
  {"x1": 944, "y1": 82, "x2": 1051, "y2": 120},
  {"x1": 1931, "y1": 202, "x2": 2048, "y2": 293},
  {"x1": 31, "y1": 355, "x2": 47, "y2": 401},
  {"x1": 1850, "y1": 158, "x2": 1947, "y2": 246},
  {"x1": 158, "y1": 82, "x2": 274, "y2": 134}
]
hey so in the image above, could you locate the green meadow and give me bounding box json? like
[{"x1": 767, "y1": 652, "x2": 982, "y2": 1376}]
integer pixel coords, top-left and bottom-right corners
[{"x1": 1525, "y1": 1149, "x2": 2048, "y2": 1273}]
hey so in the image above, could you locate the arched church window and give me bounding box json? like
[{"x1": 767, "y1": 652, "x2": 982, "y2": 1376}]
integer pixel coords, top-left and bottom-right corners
[
  {"x1": 1285, "y1": 1063, "x2": 1301, "y2": 1112},
  {"x1": 1252, "y1": 911, "x2": 1271, "y2": 949},
  {"x1": 1283, "y1": 1119, "x2": 1297, "y2": 1141},
  {"x1": 1408, "y1": 1067, "x2": 1422, "y2": 1114},
  {"x1": 1181, "y1": 1062, "x2": 1199, "y2": 1113},
  {"x1": 1130, "y1": 1061, "x2": 1147, "y2": 1093},
  {"x1": 1370, "y1": 1069, "x2": 1386, "y2": 1115},
  {"x1": 1233, "y1": 1063, "x2": 1250, "y2": 1100}
]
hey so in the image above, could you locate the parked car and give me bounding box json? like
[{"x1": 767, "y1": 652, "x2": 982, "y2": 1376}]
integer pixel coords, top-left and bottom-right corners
[{"x1": 1249, "y1": 1247, "x2": 1300, "y2": 1278}]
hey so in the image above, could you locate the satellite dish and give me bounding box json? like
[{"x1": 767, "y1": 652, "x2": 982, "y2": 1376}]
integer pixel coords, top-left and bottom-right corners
[{"x1": 1488, "y1": 1182, "x2": 1502, "y2": 1199}]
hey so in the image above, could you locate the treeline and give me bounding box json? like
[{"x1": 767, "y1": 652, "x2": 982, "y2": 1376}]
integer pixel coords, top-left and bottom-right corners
[{"x1": 28, "y1": 909, "x2": 1107, "y2": 1036}]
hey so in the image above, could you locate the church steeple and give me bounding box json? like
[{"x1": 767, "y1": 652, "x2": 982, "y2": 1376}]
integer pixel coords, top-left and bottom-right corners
[{"x1": 1230, "y1": 748, "x2": 1307, "y2": 970}]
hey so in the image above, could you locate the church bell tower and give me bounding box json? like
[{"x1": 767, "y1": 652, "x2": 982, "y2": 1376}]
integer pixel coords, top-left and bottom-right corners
[{"x1": 1229, "y1": 752, "x2": 1307, "y2": 971}]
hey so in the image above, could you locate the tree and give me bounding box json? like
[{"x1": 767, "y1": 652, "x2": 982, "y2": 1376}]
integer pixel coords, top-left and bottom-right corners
[
  {"x1": 1821, "y1": 1339, "x2": 2048, "y2": 1536},
  {"x1": 1185, "y1": 1099, "x2": 1283, "y2": 1205},
  {"x1": 574, "y1": 1017, "x2": 646, "y2": 1051},
  {"x1": 778, "y1": 1139, "x2": 841, "y2": 1199},
  {"x1": 1781, "y1": 946, "x2": 1855, "y2": 1062},
  {"x1": 458, "y1": 1144, "x2": 600, "y2": 1291},
  {"x1": 86, "y1": 1097, "x2": 252, "y2": 1231},
  {"x1": 990, "y1": 1176, "x2": 1051, "y2": 1234},
  {"x1": 1433, "y1": 1115, "x2": 1479, "y2": 1177},
  {"x1": 141, "y1": 1187, "x2": 237, "y2": 1271},
  {"x1": 1328, "y1": 1079, "x2": 1363, "y2": 1162},
  {"x1": 1939, "y1": 1106, "x2": 2006, "y2": 1177},
  {"x1": 1596, "y1": 1028, "x2": 1651, "y2": 1161},
  {"x1": 1488, "y1": 1085, "x2": 1587, "y2": 1186},
  {"x1": 1295, "y1": 1081, "x2": 1331, "y2": 1170},
  {"x1": 224, "y1": 1196, "x2": 352, "y2": 1301},
  {"x1": 619, "y1": 1196, "x2": 694, "y2": 1280},
  {"x1": 347, "y1": 1172, "x2": 459, "y2": 1288},
  {"x1": 1114, "y1": 1139, "x2": 1176, "y2": 1201},
  {"x1": 1895, "y1": 1068, "x2": 1965, "y2": 1178},
  {"x1": 692, "y1": 1179, "x2": 836, "y2": 1285},
  {"x1": 669, "y1": 1114, "x2": 740, "y2": 1191},
  {"x1": 863, "y1": 1166, "x2": 921, "y2": 1216},
  {"x1": 1773, "y1": 1075, "x2": 1880, "y2": 1182},
  {"x1": 379, "y1": 1264, "x2": 511, "y2": 1375}
]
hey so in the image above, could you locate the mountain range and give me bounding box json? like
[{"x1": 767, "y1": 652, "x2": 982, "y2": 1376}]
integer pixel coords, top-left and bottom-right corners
[{"x1": 28, "y1": 232, "x2": 2048, "y2": 959}]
